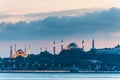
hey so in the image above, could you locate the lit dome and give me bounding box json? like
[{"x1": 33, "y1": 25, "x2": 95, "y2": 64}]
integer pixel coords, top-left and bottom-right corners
[
  {"x1": 17, "y1": 49, "x2": 24, "y2": 54},
  {"x1": 13, "y1": 49, "x2": 27, "y2": 58}
]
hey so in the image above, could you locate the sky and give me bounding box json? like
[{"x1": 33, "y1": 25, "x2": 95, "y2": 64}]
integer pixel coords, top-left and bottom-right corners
[
  {"x1": 0, "y1": 0, "x2": 120, "y2": 15},
  {"x1": 0, "y1": 0, "x2": 120, "y2": 57}
]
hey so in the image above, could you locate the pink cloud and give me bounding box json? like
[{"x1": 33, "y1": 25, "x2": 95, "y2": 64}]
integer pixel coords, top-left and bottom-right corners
[{"x1": 110, "y1": 32, "x2": 120, "y2": 37}]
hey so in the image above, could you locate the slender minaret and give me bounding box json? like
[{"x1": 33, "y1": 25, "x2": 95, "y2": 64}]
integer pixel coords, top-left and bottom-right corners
[
  {"x1": 28, "y1": 44, "x2": 31, "y2": 54},
  {"x1": 92, "y1": 39, "x2": 95, "y2": 49},
  {"x1": 40, "y1": 47, "x2": 42, "y2": 52},
  {"x1": 45, "y1": 47, "x2": 47, "y2": 51},
  {"x1": 14, "y1": 44, "x2": 16, "y2": 53},
  {"x1": 61, "y1": 39, "x2": 64, "y2": 51},
  {"x1": 82, "y1": 40, "x2": 84, "y2": 50},
  {"x1": 53, "y1": 41, "x2": 56, "y2": 55},
  {"x1": 25, "y1": 44, "x2": 26, "y2": 53},
  {"x1": 10, "y1": 46, "x2": 12, "y2": 58}
]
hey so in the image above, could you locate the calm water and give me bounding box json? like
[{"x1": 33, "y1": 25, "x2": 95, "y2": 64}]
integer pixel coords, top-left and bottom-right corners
[{"x1": 0, "y1": 73, "x2": 120, "y2": 80}]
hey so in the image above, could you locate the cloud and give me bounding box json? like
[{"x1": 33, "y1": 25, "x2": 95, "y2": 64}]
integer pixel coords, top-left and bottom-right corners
[
  {"x1": 0, "y1": 8, "x2": 103, "y2": 23},
  {"x1": 110, "y1": 32, "x2": 120, "y2": 37},
  {"x1": 0, "y1": 8, "x2": 120, "y2": 40}
]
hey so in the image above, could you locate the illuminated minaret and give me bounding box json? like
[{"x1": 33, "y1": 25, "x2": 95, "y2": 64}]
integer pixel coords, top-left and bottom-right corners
[
  {"x1": 61, "y1": 39, "x2": 64, "y2": 51},
  {"x1": 82, "y1": 40, "x2": 84, "y2": 50},
  {"x1": 28, "y1": 44, "x2": 31, "y2": 54},
  {"x1": 25, "y1": 44, "x2": 26, "y2": 53},
  {"x1": 92, "y1": 39, "x2": 95, "y2": 49},
  {"x1": 53, "y1": 41, "x2": 56, "y2": 55},
  {"x1": 10, "y1": 46, "x2": 12, "y2": 58},
  {"x1": 14, "y1": 44, "x2": 16, "y2": 53}
]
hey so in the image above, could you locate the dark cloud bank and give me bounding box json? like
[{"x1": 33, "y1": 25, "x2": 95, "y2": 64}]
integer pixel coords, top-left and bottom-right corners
[{"x1": 0, "y1": 8, "x2": 120, "y2": 40}]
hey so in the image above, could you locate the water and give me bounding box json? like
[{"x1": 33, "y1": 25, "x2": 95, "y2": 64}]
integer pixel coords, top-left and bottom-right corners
[{"x1": 0, "y1": 73, "x2": 120, "y2": 80}]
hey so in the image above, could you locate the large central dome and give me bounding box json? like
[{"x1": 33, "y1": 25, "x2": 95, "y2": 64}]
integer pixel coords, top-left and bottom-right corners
[
  {"x1": 13, "y1": 49, "x2": 27, "y2": 58},
  {"x1": 67, "y1": 42, "x2": 79, "y2": 49},
  {"x1": 17, "y1": 49, "x2": 24, "y2": 54}
]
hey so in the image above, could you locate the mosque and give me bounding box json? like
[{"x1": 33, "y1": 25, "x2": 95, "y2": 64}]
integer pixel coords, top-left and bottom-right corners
[
  {"x1": 66, "y1": 42, "x2": 83, "y2": 51},
  {"x1": 10, "y1": 39, "x2": 85, "y2": 58},
  {"x1": 10, "y1": 44, "x2": 31, "y2": 58},
  {"x1": 52, "y1": 39, "x2": 84, "y2": 54},
  {"x1": 60, "y1": 39, "x2": 120, "y2": 54},
  {"x1": 9, "y1": 38, "x2": 120, "y2": 58},
  {"x1": 12, "y1": 49, "x2": 27, "y2": 58}
]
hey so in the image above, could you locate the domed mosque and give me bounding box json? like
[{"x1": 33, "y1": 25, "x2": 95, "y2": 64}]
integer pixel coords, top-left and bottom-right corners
[
  {"x1": 66, "y1": 42, "x2": 84, "y2": 51},
  {"x1": 12, "y1": 44, "x2": 31, "y2": 58},
  {"x1": 67, "y1": 43, "x2": 79, "y2": 49},
  {"x1": 13, "y1": 49, "x2": 27, "y2": 58}
]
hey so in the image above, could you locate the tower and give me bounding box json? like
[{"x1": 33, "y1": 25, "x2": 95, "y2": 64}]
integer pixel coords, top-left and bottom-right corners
[
  {"x1": 40, "y1": 47, "x2": 42, "y2": 52},
  {"x1": 90, "y1": 38, "x2": 96, "y2": 52},
  {"x1": 14, "y1": 44, "x2": 16, "y2": 53},
  {"x1": 92, "y1": 39, "x2": 95, "y2": 49},
  {"x1": 61, "y1": 39, "x2": 63, "y2": 51},
  {"x1": 45, "y1": 47, "x2": 47, "y2": 51},
  {"x1": 28, "y1": 44, "x2": 31, "y2": 54},
  {"x1": 82, "y1": 40, "x2": 84, "y2": 50},
  {"x1": 53, "y1": 41, "x2": 56, "y2": 55},
  {"x1": 10, "y1": 46, "x2": 12, "y2": 58},
  {"x1": 25, "y1": 44, "x2": 26, "y2": 53}
]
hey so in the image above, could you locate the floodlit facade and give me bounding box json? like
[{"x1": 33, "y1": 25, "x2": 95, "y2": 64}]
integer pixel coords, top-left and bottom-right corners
[{"x1": 12, "y1": 49, "x2": 27, "y2": 58}]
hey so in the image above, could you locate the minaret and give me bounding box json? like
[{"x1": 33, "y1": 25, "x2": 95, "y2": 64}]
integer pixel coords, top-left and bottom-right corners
[
  {"x1": 14, "y1": 44, "x2": 16, "y2": 53},
  {"x1": 45, "y1": 47, "x2": 47, "y2": 51},
  {"x1": 61, "y1": 39, "x2": 63, "y2": 51},
  {"x1": 10, "y1": 46, "x2": 12, "y2": 58},
  {"x1": 28, "y1": 44, "x2": 31, "y2": 54},
  {"x1": 25, "y1": 44, "x2": 26, "y2": 53},
  {"x1": 40, "y1": 47, "x2": 42, "y2": 52},
  {"x1": 92, "y1": 39, "x2": 95, "y2": 49},
  {"x1": 53, "y1": 41, "x2": 56, "y2": 55},
  {"x1": 82, "y1": 40, "x2": 84, "y2": 50}
]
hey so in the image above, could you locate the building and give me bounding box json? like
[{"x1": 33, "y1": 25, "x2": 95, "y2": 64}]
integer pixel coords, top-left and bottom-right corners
[
  {"x1": 90, "y1": 39, "x2": 96, "y2": 52},
  {"x1": 95, "y1": 45, "x2": 120, "y2": 54},
  {"x1": 66, "y1": 42, "x2": 83, "y2": 51},
  {"x1": 90, "y1": 39, "x2": 120, "y2": 54},
  {"x1": 12, "y1": 49, "x2": 27, "y2": 58},
  {"x1": 12, "y1": 44, "x2": 31, "y2": 58}
]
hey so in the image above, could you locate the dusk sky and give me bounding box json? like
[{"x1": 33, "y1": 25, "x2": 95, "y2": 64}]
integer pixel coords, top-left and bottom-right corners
[{"x1": 0, "y1": 0, "x2": 120, "y2": 57}]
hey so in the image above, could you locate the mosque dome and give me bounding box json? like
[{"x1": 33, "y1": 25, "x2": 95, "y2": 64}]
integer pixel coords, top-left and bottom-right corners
[
  {"x1": 67, "y1": 42, "x2": 79, "y2": 49},
  {"x1": 13, "y1": 49, "x2": 27, "y2": 58},
  {"x1": 17, "y1": 49, "x2": 24, "y2": 54}
]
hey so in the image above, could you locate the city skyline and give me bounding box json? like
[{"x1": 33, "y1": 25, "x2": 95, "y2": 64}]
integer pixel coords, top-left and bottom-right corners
[
  {"x1": 0, "y1": 1, "x2": 120, "y2": 57},
  {"x1": 0, "y1": 38, "x2": 120, "y2": 57}
]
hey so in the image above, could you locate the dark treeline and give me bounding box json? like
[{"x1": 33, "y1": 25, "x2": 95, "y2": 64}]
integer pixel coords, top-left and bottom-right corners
[{"x1": 1, "y1": 49, "x2": 120, "y2": 71}]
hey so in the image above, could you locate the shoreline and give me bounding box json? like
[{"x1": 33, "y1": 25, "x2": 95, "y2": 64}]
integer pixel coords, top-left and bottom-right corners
[{"x1": 0, "y1": 70, "x2": 120, "y2": 73}]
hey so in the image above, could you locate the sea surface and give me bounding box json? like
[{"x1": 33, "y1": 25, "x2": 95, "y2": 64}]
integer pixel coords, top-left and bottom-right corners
[{"x1": 0, "y1": 73, "x2": 120, "y2": 80}]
